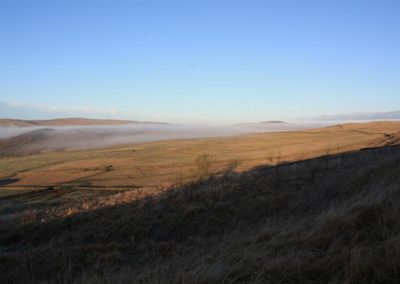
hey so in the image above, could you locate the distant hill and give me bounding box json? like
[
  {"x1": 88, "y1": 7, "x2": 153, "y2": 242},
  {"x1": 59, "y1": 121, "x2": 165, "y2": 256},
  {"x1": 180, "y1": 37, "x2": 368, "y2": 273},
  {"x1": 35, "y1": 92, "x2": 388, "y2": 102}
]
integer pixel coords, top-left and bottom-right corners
[
  {"x1": 315, "y1": 110, "x2": 400, "y2": 121},
  {"x1": 260, "y1": 120, "x2": 287, "y2": 124},
  {"x1": 0, "y1": 126, "x2": 162, "y2": 156},
  {"x1": 0, "y1": 118, "x2": 166, "y2": 127},
  {"x1": 0, "y1": 128, "x2": 56, "y2": 156},
  {"x1": 233, "y1": 120, "x2": 288, "y2": 127}
]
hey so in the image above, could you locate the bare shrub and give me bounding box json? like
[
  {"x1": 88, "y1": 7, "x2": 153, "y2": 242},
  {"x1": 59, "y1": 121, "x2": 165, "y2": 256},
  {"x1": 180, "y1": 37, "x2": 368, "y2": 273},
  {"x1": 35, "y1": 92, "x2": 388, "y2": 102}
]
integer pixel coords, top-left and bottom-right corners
[{"x1": 195, "y1": 154, "x2": 214, "y2": 179}]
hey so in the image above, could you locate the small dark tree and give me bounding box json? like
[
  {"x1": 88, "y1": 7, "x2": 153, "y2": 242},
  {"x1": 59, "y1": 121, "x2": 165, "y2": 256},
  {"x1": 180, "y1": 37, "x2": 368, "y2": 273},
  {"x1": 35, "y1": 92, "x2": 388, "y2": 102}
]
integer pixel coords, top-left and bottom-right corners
[{"x1": 196, "y1": 154, "x2": 213, "y2": 179}]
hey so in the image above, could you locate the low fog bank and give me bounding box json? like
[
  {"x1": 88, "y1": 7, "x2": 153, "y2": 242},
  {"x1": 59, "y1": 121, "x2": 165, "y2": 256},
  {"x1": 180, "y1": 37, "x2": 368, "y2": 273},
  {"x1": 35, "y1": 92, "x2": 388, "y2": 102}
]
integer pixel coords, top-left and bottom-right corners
[
  {"x1": 0, "y1": 127, "x2": 41, "y2": 139},
  {"x1": 0, "y1": 122, "x2": 329, "y2": 151}
]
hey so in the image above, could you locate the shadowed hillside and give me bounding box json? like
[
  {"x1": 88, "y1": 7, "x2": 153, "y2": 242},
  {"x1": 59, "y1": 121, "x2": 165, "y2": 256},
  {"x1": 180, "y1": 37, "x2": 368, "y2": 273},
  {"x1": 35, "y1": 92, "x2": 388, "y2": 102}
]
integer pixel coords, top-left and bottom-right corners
[
  {"x1": 1, "y1": 146, "x2": 400, "y2": 283},
  {"x1": 0, "y1": 128, "x2": 57, "y2": 156}
]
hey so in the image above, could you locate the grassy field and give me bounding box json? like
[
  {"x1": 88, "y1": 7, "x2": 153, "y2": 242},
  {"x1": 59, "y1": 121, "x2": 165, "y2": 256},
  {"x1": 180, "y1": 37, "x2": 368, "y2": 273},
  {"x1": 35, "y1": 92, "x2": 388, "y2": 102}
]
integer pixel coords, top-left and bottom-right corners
[
  {"x1": 1, "y1": 138, "x2": 400, "y2": 283},
  {"x1": 1, "y1": 121, "x2": 400, "y2": 283},
  {"x1": 1, "y1": 121, "x2": 399, "y2": 200}
]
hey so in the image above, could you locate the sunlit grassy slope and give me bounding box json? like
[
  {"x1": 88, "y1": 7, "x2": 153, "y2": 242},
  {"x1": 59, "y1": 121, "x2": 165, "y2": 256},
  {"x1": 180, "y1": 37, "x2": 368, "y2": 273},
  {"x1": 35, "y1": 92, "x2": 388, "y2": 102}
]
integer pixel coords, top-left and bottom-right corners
[
  {"x1": 2, "y1": 140, "x2": 400, "y2": 283},
  {"x1": 0, "y1": 121, "x2": 399, "y2": 198}
]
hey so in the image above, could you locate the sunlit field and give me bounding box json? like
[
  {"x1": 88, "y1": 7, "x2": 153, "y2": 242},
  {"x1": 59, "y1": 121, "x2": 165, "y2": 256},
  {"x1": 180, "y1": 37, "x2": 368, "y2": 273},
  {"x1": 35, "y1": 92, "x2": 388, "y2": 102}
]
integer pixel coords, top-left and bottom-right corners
[
  {"x1": 1, "y1": 122, "x2": 400, "y2": 283},
  {"x1": 1, "y1": 121, "x2": 399, "y2": 203}
]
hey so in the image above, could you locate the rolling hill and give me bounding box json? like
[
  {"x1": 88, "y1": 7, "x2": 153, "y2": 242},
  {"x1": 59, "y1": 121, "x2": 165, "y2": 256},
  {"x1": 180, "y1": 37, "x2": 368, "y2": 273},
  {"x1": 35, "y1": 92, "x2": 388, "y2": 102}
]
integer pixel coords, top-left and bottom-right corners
[{"x1": 0, "y1": 118, "x2": 166, "y2": 127}]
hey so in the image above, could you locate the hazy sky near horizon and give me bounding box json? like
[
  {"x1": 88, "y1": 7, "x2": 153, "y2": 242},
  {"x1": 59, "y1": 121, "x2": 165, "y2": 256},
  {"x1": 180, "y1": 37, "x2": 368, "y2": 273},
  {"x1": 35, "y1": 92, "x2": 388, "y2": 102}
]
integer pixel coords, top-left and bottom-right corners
[{"x1": 1, "y1": 0, "x2": 399, "y2": 123}]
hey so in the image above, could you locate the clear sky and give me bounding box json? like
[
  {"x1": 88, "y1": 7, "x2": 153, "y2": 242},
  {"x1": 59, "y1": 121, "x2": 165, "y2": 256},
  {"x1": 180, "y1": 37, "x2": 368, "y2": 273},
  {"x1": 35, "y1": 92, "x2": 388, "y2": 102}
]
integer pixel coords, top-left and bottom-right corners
[{"x1": 1, "y1": 0, "x2": 399, "y2": 123}]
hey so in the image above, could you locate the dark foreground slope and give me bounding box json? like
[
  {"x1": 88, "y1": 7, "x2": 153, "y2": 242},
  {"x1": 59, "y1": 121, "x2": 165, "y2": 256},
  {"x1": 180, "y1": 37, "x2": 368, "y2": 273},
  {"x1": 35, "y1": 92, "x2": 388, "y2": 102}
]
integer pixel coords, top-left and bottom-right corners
[{"x1": 1, "y1": 146, "x2": 400, "y2": 283}]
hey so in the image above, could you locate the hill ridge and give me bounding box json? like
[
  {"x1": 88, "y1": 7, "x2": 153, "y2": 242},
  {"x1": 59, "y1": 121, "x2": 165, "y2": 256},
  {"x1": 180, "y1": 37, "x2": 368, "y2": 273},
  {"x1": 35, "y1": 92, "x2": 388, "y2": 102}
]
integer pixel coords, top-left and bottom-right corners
[{"x1": 0, "y1": 117, "x2": 167, "y2": 127}]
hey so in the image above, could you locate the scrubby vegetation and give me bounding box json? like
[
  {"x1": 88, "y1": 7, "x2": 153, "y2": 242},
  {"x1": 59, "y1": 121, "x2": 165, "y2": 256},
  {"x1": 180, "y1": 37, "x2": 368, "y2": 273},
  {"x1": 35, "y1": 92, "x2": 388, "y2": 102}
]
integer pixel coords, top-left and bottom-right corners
[{"x1": 1, "y1": 146, "x2": 400, "y2": 283}]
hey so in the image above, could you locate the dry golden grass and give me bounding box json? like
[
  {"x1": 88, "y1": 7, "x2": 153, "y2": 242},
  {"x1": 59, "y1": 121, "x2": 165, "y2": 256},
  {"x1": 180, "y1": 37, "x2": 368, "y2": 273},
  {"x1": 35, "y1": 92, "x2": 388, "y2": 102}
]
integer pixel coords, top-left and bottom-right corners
[
  {"x1": 1, "y1": 121, "x2": 400, "y2": 283},
  {"x1": 1, "y1": 145, "x2": 400, "y2": 283},
  {"x1": 1, "y1": 121, "x2": 399, "y2": 199}
]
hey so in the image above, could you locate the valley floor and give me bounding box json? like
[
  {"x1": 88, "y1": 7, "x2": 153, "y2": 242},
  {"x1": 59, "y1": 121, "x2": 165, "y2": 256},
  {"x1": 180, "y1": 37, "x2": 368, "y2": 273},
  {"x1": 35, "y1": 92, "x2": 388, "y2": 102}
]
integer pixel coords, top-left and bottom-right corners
[
  {"x1": 1, "y1": 122, "x2": 400, "y2": 283},
  {"x1": 1, "y1": 121, "x2": 399, "y2": 200}
]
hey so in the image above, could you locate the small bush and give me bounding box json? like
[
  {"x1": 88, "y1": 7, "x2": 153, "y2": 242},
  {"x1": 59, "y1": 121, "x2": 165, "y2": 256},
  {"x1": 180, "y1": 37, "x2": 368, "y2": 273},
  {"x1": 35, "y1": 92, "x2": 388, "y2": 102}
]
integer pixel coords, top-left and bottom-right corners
[{"x1": 195, "y1": 154, "x2": 214, "y2": 179}]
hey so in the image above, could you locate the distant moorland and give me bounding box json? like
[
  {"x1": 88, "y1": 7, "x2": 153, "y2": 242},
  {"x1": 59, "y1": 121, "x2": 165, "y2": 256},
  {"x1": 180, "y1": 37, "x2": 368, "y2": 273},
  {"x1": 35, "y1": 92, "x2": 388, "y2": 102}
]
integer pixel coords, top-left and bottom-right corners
[{"x1": 0, "y1": 120, "x2": 400, "y2": 283}]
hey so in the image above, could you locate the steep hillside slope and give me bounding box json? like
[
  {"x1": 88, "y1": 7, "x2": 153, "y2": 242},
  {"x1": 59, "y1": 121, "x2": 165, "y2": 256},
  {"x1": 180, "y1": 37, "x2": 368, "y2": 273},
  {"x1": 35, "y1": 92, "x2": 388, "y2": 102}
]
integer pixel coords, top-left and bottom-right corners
[{"x1": 1, "y1": 146, "x2": 400, "y2": 283}]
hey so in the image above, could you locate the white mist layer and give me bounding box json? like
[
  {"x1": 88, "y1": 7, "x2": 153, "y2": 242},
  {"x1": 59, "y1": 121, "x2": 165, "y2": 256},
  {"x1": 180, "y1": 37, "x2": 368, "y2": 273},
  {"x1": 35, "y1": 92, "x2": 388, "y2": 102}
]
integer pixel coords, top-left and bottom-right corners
[{"x1": 0, "y1": 122, "x2": 330, "y2": 151}]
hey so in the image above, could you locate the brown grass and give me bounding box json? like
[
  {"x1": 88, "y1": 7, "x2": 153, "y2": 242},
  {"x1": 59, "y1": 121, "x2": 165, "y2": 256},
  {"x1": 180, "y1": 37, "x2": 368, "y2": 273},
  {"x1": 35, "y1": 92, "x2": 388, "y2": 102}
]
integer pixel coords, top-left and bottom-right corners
[
  {"x1": 1, "y1": 145, "x2": 400, "y2": 283},
  {"x1": 1, "y1": 121, "x2": 399, "y2": 199}
]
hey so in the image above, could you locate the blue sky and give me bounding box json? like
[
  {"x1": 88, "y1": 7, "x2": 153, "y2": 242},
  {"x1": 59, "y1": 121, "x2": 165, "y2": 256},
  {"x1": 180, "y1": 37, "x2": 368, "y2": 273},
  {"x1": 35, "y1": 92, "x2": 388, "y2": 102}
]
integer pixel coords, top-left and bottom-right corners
[{"x1": 1, "y1": 0, "x2": 399, "y2": 123}]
